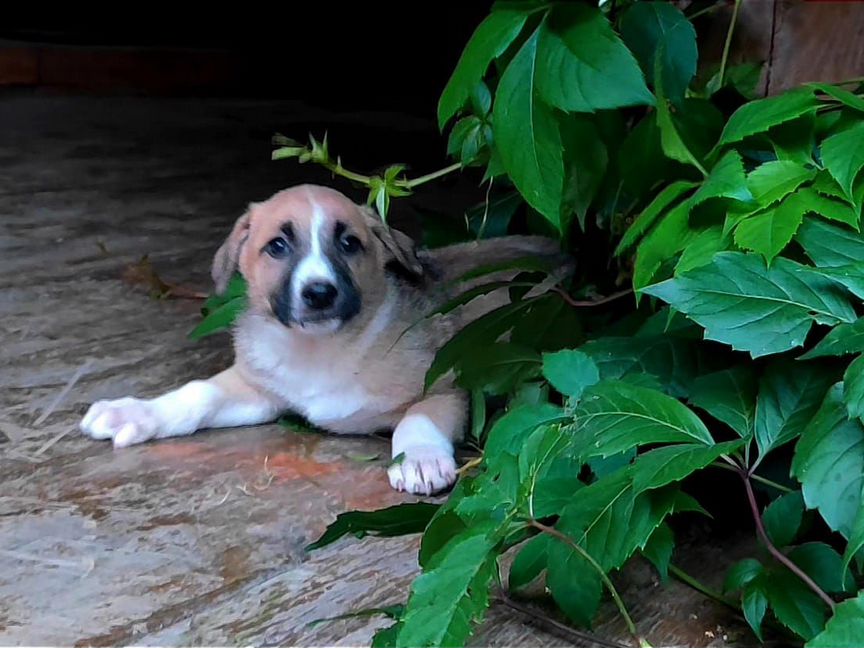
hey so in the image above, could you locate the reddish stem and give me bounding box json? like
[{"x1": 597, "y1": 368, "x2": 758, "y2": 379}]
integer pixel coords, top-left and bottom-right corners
[{"x1": 742, "y1": 474, "x2": 836, "y2": 611}]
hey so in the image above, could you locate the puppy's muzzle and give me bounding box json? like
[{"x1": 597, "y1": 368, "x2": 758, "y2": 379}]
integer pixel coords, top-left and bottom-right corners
[{"x1": 301, "y1": 281, "x2": 337, "y2": 310}]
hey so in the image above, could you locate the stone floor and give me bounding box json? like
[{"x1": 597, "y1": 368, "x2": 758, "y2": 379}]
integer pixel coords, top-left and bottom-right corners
[{"x1": 0, "y1": 93, "x2": 765, "y2": 647}]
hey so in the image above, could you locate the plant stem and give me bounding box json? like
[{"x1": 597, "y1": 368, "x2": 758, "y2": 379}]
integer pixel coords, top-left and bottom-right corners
[
  {"x1": 668, "y1": 564, "x2": 738, "y2": 612},
  {"x1": 718, "y1": 0, "x2": 742, "y2": 89},
  {"x1": 495, "y1": 589, "x2": 632, "y2": 648},
  {"x1": 711, "y1": 462, "x2": 794, "y2": 494},
  {"x1": 687, "y1": 1, "x2": 727, "y2": 21},
  {"x1": 530, "y1": 519, "x2": 649, "y2": 647},
  {"x1": 456, "y1": 456, "x2": 483, "y2": 475},
  {"x1": 402, "y1": 163, "x2": 462, "y2": 189},
  {"x1": 553, "y1": 287, "x2": 633, "y2": 308},
  {"x1": 742, "y1": 474, "x2": 836, "y2": 611}
]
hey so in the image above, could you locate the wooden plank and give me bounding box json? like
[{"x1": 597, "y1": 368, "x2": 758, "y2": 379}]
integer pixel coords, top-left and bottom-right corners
[{"x1": 768, "y1": 0, "x2": 864, "y2": 93}]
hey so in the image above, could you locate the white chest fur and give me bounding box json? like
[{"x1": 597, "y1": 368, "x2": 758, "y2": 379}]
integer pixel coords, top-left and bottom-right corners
[{"x1": 235, "y1": 303, "x2": 420, "y2": 433}]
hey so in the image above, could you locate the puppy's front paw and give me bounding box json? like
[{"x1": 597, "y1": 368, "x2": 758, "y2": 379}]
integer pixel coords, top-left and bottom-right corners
[
  {"x1": 387, "y1": 445, "x2": 457, "y2": 496},
  {"x1": 80, "y1": 397, "x2": 161, "y2": 448}
]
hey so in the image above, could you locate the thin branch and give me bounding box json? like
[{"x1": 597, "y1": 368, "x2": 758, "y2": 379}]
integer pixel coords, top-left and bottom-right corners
[
  {"x1": 668, "y1": 564, "x2": 738, "y2": 612},
  {"x1": 402, "y1": 163, "x2": 462, "y2": 189},
  {"x1": 529, "y1": 519, "x2": 648, "y2": 646},
  {"x1": 712, "y1": 462, "x2": 794, "y2": 494},
  {"x1": 553, "y1": 287, "x2": 633, "y2": 308},
  {"x1": 742, "y1": 475, "x2": 836, "y2": 611},
  {"x1": 495, "y1": 589, "x2": 632, "y2": 648},
  {"x1": 718, "y1": 0, "x2": 743, "y2": 89}
]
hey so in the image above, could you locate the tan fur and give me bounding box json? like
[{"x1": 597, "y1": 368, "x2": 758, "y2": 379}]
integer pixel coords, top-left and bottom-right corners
[{"x1": 80, "y1": 184, "x2": 567, "y2": 495}]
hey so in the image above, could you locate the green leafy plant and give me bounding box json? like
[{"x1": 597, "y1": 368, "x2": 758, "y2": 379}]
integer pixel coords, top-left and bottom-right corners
[{"x1": 193, "y1": 0, "x2": 864, "y2": 644}]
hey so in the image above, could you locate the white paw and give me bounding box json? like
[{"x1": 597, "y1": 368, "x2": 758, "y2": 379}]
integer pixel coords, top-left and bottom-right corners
[
  {"x1": 80, "y1": 397, "x2": 161, "y2": 448},
  {"x1": 387, "y1": 445, "x2": 457, "y2": 495}
]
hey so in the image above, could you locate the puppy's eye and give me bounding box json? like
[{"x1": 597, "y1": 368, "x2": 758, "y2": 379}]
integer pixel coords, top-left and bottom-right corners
[
  {"x1": 339, "y1": 235, "x2": 362, "y2": 255},
  {"x1": 266, "y1": 237, "x2": 290, "y2": 258}
]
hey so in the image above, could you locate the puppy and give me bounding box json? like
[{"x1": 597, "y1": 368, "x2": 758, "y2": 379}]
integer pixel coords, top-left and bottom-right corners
[{"x1": 80, "y1": 184, "x2": 563, "y2": 494}]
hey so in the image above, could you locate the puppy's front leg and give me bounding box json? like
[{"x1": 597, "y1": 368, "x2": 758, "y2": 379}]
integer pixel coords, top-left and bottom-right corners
[
  {"x1": 387, "y1": 392, "x2": 465, "y2": 495},
  {"x1": 80, "y1": 366, "x2": 282, "y2": 448}
]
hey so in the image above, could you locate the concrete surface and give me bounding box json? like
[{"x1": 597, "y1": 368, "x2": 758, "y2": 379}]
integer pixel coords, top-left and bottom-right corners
[{"x1": 0, "y1": 93, "x2": 762, "y2": 647}]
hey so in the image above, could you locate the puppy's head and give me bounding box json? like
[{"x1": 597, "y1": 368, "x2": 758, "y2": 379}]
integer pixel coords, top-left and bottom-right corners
[{"x1": 212, "y1": 184, "x2": 423, "y2": 334}]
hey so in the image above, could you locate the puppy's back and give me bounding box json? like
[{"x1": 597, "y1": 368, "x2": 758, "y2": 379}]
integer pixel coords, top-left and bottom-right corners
[{"x1": 422, "y1": 235, "x2": 567, "y2": 285}]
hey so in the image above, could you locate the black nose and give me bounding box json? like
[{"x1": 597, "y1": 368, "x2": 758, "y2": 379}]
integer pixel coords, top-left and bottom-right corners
[{"x1": 301, "y1": 281, "x2": 338, "y2": 310}]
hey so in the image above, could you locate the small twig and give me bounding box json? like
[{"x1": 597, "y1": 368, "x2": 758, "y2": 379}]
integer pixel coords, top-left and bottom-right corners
[
  {"x1": 456, "y1": 456, "x2": 483, "y2": 475},
  {"x1": 33, "y1": 427, "x2": 73, "y2": 456},
  {"x1": 742, "y1": 474, "x2": 836, "y2": 611},
  {"x1": 402, "y1": 163, "x2": 462, "y2": 189},
  {"x1": 687, "y1": 0, "x2": 727, "y2": 21},
  {"x1": 668, "y1": 564, "x2": 738, "y2": 612},
  {"x1": 495, "y1": 589, "x2": 632, "y2": 648},
  {"x1": 712, "y1": 462, "x2": 794, "y2": 494},
  {"x1": 718, "y1": 0, "x2": 743, "y2": 89},
  {"x1": 530, "y1": 519, "x2": 649, "y2": 647},
  {"x1": 553, "y1": 287, "x2": 632, "y2": 308},
  {"x1": 32, "y1": 360, "x2": 92, "y2": 426}
]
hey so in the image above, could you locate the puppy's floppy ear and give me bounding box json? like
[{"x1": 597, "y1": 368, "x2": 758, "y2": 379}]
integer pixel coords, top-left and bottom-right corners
[
  {"x1": 211, "y1": 209, "x2": 252, "y2": 294},
  {"x1": 361, "y1": 206, "x2": 424, "y2": 278}
]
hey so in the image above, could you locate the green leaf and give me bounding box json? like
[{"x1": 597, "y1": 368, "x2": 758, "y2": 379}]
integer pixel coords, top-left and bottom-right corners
[
  {"x1": 844, "y1": 354, "x2": 864, "y2": 420},
  {"x1": 811, "y1": 82, "x2": 864, "y2": 113},
  {"x1": 656, "y1": 87, "x2": 706, "y2": 174},
  {"x1": 633, "y1": 196, "x2": 694, "y2": 290},
  {"x1": 797, "y1": 216, "x2": 864, "y2": 267},
  {"x1": 536, "y1": 4, "x2": 653, "y2": 113},
  {"x1": 306, "y1": 503, "x2": 439, "y2": 550},
  {"x1": 675, "y1": 225, "x2": 730, "y2": 275},
  {"x1": 419, "y1": 511, "x2": 469, "y2": 568},
  {"x1": 438, "y1": 10, "x2": 529, "y2": 129},
  {"x1": 821, "y1": 121, "x2": 864, "y2": 208},
  {"x1": 509, "y1": 535, "x2": 549, "y2": 591},
  {"x1": 615, "y1": 180, "x2": 697, "y2": 256},
  {"x1": 579, "y1": 335, "x2": 707, "y2": 399},
  {"x1": 547, "y1": 476, "x2": 685, "y2": 626},
  {"x1": 763, "y1": 491, "x2": 804, "y2": 547},
  {"x1": 546, "y1": 541, "x2": 603, "y2": 627},
  {"x1": 692, "y1": 150, "x2": 753, "y2": 206},
  {"x1": 541, "y1": 349, "x2": 599, "y2": 400},
  {"x1": 802, "y1": 316, "x2": 864, "y2": 359},
  {"x1": 807, "y1": 591, "x2": 864, "y2": 647},
  {"x1": 631, "y1": 440, "x2": 745, "y2": 493},
  {"x1": 483, "y1": 403, "x2": 565, "y2": 460},
  {"x1": 456, "y1": 342, "x2": 541, "y2": 395},
  {"x1": 395, "y1": 525, "x2": 498, "y2": 647},
  {"x1": 760, "y1": 568, "x2": 828, "y2": 640},
  {"x1": 643, "y1": 252, "x2": 857, "y2": 358},
  {"x1": 619, "y1": 2, "x2": 696, "y2": 105},
  {"x1": 742, "y1": 583, "x2": 768, "y2": 642},
  {"x1": 789, "y1": 542, "x2": 856, "y2": 594},
  {"x1": 746, "y1": 160, "x2": 816, "y2": 207},
  {"x1": 718, "y1": 87, "x2": 819, "y2": 145},
  {"x1": 189, "y1": 275, "x2": 247, "y2": 340},
  {"x1": 618, "y1": 115, "x2": 673, "y2": 199},
  {"x1": 493, "y1": 27, "x2": 564, "y2": 229},
  {"x1": 560, "y1": 115, "x2": 608, "y2": 230},
  {"x1": 792, "y1": 186, "x2": 859, "y2": 230},
  {"x1": 371, "y1": 623, "x2": 401, "y2": 648},
  {"x1": 724, "y1": 558, "x2": 764, "y2": 593},
  {"x1": 641, "y1": 523, "x2": 674, "y2": 582},
  {"x1": 792, "y1": 384, "x2": 864, "y2": 540},
  {"x1": 574, "y1": 380, "x2": 714, "y2": 460},
  {"x1": 733, "y1": 193, "x2": 808, "y2": 263},
  {"x1": 426, "y1": 299, "x2": 537, "y2": 390},
  {"x1": 689, "y1": 367, "x2": 757, "y2": 437},
  {"x1": 816, "y1": 264, "x2": 864, "y2": 301},
  {"x1": 755, "y1": 359, "x2": 837, "y2": 459}
]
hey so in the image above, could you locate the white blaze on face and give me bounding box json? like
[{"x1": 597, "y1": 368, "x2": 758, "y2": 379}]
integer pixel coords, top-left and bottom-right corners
[{"x1": 292, "y1": 202, "x2": 336, "y2": 302}]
